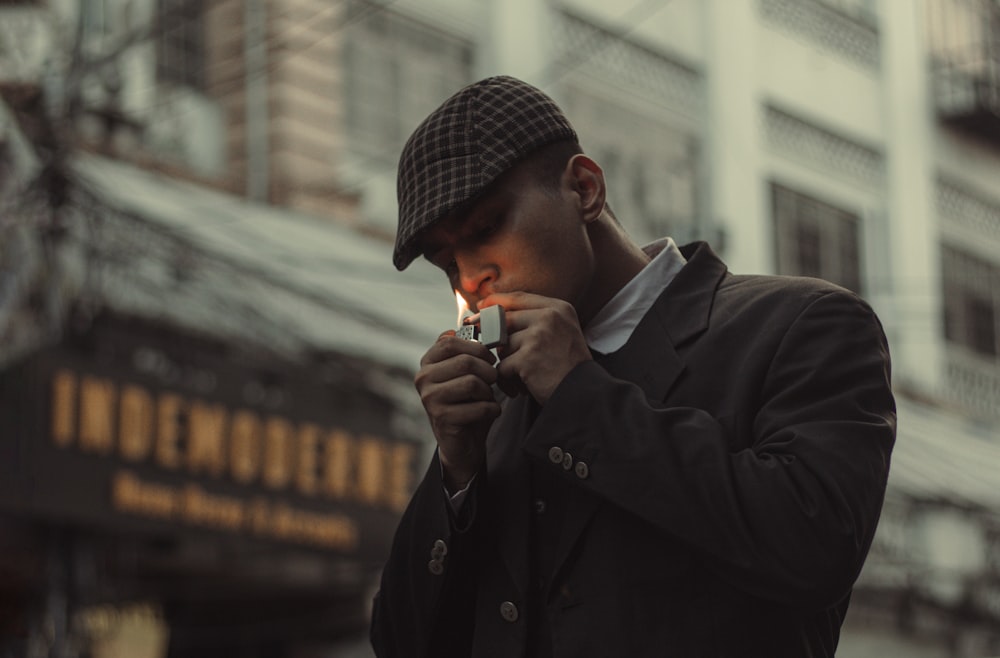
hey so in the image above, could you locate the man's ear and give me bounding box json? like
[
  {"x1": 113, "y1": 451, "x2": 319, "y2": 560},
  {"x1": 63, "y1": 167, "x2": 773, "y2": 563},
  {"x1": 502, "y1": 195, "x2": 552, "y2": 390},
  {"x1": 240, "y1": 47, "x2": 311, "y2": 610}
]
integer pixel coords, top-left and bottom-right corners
[{"x1": 565, "y1": 154, "x2": 607, "y2": 223}]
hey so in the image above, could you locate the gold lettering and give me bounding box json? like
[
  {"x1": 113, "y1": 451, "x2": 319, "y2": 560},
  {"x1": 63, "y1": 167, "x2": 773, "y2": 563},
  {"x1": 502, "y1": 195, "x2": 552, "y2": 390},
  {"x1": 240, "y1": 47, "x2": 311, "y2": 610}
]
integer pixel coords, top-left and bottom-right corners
[
  {"x1": 119, "y1": 385, "x2": 154, "y2": 461},
  {"x1": 111, "y1": 470, "x2": 177, "y2": 518},
  {"x1": 229, "y1": 410, "x2": 262, "y2": 484},
  {"x1": 322, "y1": 429, "x2": 353, "y2": 500},
  {"x1": 155, "y1": 393, "x2": 184, "y2": 469},
  {"x1": 387, "y1": 442, "x2": 416, "y2": 512},
  {"x1": 79, "y1": 376, "x2": 116, "y2": 454},
  {"x1": 295, "y1": 424, "x2": 320, "y2": 496},
  {"x1": 51, "y1": 370, "x2": 77, "y2": 448},
  {"x1": 110, "y1": 470, "x2": 360, "y2": 550},
  {"x1": 269, "y1": 503, "x2": 358, "y2": 550},
  {"x1": 180, "y1": 484, "x2": 244, "y2": 529},
  {"x1": 49, "y1": 369, "x2": 403, "y2": 518},
  {"x1": 356, "y1": 435, "x2": 386, "y2": 505},
  {"x1": 262, "y1": 417, "x2": 294, "y2": 490},
  {"x1": 247, "y1": 498, "x2": 271, "y2": 534},
  {"x1": 271, "y1": 503, "x2": 295, "y2": 539},
  {"x1": 112, "y1": 470, "x2": 141, "y2": 506},
  {"x1": 186, "y1": 402, "x2": 227, "y2": 477}
]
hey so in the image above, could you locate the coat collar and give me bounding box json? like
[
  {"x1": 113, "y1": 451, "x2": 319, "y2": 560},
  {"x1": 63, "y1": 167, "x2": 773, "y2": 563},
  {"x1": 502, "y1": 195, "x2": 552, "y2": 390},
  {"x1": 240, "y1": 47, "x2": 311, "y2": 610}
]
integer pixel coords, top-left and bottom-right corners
[{"x1": 597, "y1": 241, "x2": 726, "y2": 398}]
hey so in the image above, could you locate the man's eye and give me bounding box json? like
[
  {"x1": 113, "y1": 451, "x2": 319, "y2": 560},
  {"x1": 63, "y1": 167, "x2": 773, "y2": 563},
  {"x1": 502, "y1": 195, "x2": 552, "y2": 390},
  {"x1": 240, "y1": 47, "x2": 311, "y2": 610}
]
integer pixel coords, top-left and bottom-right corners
[{"x1": 427, "y1": 251, "x2": 454, "y2": 273}]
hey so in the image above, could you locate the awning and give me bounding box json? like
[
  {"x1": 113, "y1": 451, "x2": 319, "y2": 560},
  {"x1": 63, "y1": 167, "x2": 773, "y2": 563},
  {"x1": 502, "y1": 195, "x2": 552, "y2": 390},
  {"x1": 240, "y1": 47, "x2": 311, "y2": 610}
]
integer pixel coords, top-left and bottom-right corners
[
  {"x1": 888, "y1": 397, "x2": 1000, "y2": 512},
  {"x1": 69, "y1": 155, "x2": 455, "y2": 374}
]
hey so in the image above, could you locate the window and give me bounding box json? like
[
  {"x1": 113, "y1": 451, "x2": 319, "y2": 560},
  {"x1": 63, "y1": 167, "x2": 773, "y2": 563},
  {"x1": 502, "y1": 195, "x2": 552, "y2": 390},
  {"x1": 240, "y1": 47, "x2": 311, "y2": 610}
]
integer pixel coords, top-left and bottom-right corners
[
  {"x1": 772, "y1": 183, "x2": 862, "y2": 293},
  {"x1": 927, "y1": 0, "x2": 1000, "y2": 135},
  {"x1": 81, "y1": 0, "x2": 111, "y2": 38},
  {"x1": 927, "y1": 0, "x2": 999, "y2": 66},
  {"x1": 561, "y1": 87, "x2": 700, "y2": 245},
  {"x1": 342, "y1": 5, "x2": 473, "y2": 165},
  {"x1": 943, "y1": 245, "x2": 1000, "y2": 358},
  {"x1": 156, "y1": 0, "x2": 205, "y2": 90}
]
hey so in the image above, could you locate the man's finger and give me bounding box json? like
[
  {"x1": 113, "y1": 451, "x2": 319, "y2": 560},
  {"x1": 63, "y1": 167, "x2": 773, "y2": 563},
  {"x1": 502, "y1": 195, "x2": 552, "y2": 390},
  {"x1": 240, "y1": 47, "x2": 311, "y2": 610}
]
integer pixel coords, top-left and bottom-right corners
[
  {"x1": 421, "y1": 334, "x2": 497, "y2": 367},
  {"x1": 434, "y1": 400, "x2": 502, "y2": 429},
  {"x1": 417, "y1": 353, "x2": 498, "y2": 388},
  {"x1": 420, "y1": 374, "x2": 497, "y2": 409},
  {"x1": 477, "y1": 291, "x2": 553, "y2": 312}
]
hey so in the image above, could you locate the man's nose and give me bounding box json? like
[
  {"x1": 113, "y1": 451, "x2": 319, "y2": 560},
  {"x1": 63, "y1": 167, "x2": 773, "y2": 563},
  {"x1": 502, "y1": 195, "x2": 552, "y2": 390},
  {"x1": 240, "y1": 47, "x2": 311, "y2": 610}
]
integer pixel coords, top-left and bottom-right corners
[{"x1": 456, "y1": 253, "x2": 495, "y2": 299}]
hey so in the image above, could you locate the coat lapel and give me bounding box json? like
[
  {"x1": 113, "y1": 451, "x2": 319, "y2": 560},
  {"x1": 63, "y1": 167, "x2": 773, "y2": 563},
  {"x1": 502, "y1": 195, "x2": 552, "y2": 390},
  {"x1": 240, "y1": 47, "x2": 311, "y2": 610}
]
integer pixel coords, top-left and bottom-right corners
[
  {"x1": 549, "y1": 242, "x2": 729, "y2": 582},
  {"x1": 601, "y1": 241, "x2": 728, "y2": 396},
  {"x1": 485, "y1": 392, "x2": 536, "y2": 599}
]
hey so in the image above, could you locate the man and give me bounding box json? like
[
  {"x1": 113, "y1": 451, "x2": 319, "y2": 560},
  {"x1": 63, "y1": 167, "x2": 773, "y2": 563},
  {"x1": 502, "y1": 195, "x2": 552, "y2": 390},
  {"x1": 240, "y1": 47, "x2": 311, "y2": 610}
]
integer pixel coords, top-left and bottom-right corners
[{"x1": 371, "y1": 75, "x2": 895, "y2": 658}]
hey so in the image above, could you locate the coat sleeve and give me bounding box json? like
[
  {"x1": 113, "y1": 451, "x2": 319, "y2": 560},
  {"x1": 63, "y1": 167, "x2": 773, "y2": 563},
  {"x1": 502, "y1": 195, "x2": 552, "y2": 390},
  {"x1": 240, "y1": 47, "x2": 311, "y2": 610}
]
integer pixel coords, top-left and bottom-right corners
[
  {"x1": 370, "y1": 450, "x2": 483, "y2": 658},
  {"x1": 525, "y1": 288, "x2": 896, "y2": 610}
]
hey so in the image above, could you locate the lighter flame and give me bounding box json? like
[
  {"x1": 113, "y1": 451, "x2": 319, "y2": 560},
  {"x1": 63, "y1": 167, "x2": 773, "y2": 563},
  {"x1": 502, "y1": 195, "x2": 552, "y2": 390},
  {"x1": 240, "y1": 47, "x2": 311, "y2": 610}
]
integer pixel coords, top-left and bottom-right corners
[{"x1": 455, "y1": 290, "x2": 471, "y2": 327}]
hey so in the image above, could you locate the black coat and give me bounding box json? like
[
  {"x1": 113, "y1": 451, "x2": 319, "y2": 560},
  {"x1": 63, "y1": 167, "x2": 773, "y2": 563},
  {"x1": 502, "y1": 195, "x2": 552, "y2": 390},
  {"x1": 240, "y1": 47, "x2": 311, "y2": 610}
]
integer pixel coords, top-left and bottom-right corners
[{"x1": 371, "y1": 242, "x2": 896, "y2": 658}]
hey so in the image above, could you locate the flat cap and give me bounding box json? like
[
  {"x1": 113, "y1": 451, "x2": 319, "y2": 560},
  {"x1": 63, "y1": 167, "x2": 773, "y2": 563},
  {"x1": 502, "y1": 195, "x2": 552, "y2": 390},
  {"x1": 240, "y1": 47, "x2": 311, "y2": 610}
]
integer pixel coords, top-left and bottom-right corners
[{"x1": 393, "y1": 76, "x2": 578, "y2": 270}]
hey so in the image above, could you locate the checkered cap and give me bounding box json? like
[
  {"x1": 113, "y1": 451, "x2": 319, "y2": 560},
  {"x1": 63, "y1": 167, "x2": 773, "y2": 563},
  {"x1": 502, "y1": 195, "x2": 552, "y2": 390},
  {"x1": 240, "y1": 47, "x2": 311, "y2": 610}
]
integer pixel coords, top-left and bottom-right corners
[{"x1": 393, "y1": 76, "x2": 578, "y2": 270}]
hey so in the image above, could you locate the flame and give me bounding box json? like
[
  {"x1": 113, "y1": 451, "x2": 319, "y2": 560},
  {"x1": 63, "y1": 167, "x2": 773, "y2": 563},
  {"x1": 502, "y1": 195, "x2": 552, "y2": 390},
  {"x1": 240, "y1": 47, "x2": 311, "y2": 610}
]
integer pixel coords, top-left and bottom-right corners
[{"x1": 455, "y1": 290, "x2": 471, "y2": 327}]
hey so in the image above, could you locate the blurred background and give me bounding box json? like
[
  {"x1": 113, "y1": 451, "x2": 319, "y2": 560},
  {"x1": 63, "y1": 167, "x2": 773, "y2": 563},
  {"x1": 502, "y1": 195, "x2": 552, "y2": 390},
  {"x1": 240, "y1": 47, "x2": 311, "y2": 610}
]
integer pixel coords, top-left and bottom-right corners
[{"x1": 0, "y1": 0, "x2": 998, "y2": 656}]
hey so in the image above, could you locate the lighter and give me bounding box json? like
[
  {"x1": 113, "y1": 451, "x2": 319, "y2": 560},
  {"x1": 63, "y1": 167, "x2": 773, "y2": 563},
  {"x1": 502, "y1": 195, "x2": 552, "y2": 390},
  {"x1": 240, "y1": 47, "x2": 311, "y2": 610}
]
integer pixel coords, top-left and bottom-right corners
[{"x1": 457, "y1": 305, "x2": 507, "y2": 349}]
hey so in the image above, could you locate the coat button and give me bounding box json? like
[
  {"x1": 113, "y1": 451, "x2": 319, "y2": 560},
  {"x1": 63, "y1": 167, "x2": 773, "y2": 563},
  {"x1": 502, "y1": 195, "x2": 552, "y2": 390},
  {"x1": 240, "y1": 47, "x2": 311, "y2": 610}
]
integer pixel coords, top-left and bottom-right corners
[
  {"x1": 575, "y1": 461, "x2": 589, "y2": 479},
  {"x1": 534, "y1": 499, "x2": 546, "y2": 514},
  {"x1": 561, "y1": 452, "x2": 574, "y2": 470},
  {"x1": 430, "y1": 539, "x2": 448, "y2": 560},
  {"x1": 499, "y1": 601, "x2": 519, "y2": 622},
  {"x1": 548, "y1": 446, "x2": 564, "y2": 464},
  {"x1": 428, "y1": 560, "x2": 444, "y2": 576}
]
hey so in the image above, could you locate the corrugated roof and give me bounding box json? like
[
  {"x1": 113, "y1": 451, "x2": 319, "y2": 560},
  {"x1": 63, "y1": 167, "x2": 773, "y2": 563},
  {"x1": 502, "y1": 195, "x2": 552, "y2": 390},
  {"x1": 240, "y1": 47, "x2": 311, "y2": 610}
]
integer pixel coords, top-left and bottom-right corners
[
  {"x1": 71, "y1": 155, "x2": 456, "y2": 373},
  {"x1": 889, "y1": 398, "x2": 1000, "y2": 511}
]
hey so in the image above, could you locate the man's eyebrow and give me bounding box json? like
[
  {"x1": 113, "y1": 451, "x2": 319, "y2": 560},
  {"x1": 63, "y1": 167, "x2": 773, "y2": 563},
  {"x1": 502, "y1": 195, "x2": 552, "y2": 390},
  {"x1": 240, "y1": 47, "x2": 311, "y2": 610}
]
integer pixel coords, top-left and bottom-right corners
[{"x1": 418, "y1": 192, "x2": 503, "y2": 264}]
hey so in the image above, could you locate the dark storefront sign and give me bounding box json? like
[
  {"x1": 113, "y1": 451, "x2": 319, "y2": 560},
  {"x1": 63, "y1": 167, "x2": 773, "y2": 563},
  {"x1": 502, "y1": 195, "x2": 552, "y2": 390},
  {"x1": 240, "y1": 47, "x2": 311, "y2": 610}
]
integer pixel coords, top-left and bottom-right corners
[{"x1": 0, "y1": 315, "x2": 419, "y2": 561}]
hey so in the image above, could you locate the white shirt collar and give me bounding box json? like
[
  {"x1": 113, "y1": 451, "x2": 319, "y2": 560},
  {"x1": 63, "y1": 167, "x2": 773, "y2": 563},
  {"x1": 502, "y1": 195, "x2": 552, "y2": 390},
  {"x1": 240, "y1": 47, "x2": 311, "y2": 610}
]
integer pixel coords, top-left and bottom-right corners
[{"x1": 584, "y1": 238, "x2": 687, "y2": 354}]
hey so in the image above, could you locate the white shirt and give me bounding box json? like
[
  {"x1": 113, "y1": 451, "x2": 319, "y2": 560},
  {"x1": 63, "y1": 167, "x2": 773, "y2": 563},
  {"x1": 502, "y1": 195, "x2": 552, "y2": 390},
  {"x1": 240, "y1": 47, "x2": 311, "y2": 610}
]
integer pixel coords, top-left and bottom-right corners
[{"x1": 584, "y1": 237, "x2": 687, "y2": 354}]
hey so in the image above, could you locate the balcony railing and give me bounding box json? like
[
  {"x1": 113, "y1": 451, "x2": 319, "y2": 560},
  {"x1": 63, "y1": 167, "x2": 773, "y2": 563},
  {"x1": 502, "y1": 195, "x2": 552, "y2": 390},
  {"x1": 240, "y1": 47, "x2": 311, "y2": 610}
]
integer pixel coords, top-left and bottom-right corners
[
  {"x1": 928, "y1": 0, "x2": 1000, "y2": 145},
  {"x1": 934, "y1": 55, "x2": 1000, "y2": 144},
  {"x1": 944, "y1": 345, "x2": 1000, "y2": 421}
]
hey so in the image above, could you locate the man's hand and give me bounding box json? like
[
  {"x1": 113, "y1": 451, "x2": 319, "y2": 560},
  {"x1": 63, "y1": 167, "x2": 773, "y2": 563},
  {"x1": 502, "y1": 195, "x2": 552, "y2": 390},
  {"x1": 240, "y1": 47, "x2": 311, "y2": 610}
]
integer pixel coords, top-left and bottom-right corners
[
  {"x1": 480, "y1": 292, "x2": 592, "y2": 406},
  {"x1": 415, "y1": 332, "x2": 502, "y2": 491}
]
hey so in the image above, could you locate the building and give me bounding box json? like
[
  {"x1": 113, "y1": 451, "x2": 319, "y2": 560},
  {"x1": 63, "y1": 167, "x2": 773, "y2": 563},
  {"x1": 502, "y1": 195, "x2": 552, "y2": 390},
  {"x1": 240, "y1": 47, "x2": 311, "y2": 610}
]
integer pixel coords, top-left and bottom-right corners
[
  {"x1": 1, "y1": 0, "x2": 999, "y2": 656},
  {"x1": 0, "y1": 2, "x2": 451, "y2": 655}
]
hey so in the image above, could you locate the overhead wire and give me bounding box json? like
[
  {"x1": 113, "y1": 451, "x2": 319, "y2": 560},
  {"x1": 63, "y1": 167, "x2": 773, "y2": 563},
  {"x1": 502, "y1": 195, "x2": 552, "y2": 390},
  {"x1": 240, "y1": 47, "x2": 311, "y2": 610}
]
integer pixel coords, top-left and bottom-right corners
[
  {"x1": 77, "y1": 0, "x2": 399, "y2": 117},
  {"x1": 67, "y1": 156, "x2": 440, "y2": 295},
  {"x1": 33, "y1": 0, "x2": 999, "y2": 334},
  {"x1": 64, "y1": 177, "x2": 438, "y2": 351}
]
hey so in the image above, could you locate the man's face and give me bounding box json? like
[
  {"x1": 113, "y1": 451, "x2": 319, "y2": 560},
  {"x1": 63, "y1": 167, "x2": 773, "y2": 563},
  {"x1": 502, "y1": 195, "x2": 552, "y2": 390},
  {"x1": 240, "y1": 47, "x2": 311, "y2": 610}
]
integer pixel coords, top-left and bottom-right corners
[{"x1": 419, "y1": 159, "x2": 596, "y2": 314}]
